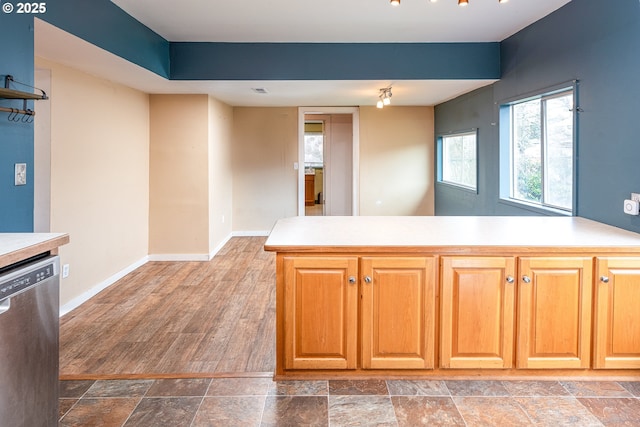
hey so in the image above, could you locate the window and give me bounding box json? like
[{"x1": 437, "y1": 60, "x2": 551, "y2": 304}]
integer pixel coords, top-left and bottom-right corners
[
  {"x1": 439, "y1": 131, "x2": 477, "y2": 190},
  {"x1": 304, "y1": 121, "x2": 324, "y2": 169},
  {"x1": 506, "y1": 88, "x2": 574, "y2": 212},
  {"x1": 304, "y1": 134, "x2": 323, "y2": 168}
]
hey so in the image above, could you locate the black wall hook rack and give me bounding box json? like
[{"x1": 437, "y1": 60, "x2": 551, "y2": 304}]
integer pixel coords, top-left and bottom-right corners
[{"x1": 0, "y1": 75, "x2": 48, "y2": 121}]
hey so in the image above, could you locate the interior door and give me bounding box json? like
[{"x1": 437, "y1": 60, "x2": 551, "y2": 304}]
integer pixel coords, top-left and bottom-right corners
[
  {"x1": 324, "y1": 114, "x2": 353, "y2": 216},
  {"x1": 299, "y1": 107, "x2": 358, "y2": 216}
]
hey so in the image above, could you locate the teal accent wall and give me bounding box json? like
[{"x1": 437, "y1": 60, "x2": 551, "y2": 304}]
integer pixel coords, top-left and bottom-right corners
[
  {"x1": 435, "y1": 0, "x2": 640, "y2": 233},
  {"x1": 170, "y1": 42, "x2": 500, "y2": 80},
  {"x1": 6, "y1": 0, "x2": 638, "y2": 233},
  {"x1": 41, "y1": 0, "x2": 170, "y2": 78},
  {"x1": 0, "y1": 13, "x2": 35, "y2": 231}
]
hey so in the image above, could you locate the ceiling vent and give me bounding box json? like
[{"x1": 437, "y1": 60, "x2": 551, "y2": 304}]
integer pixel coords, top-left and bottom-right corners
[{"x1": 251, "y1": 88, "x2": 268, "y2": 94}]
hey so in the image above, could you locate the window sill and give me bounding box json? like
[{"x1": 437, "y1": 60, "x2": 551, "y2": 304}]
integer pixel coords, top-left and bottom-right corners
[
  {"x1": 436, "y1": 181, "x2": 478, "y2": 195},
  {"x1": 498, "y1": 198, "x2": 573, "y2": 216}
]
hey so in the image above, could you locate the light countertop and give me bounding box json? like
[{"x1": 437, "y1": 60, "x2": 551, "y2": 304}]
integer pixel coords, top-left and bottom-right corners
[
  {"x1": 0, "y1": 233, "x2": 70, "y2": 269},
  {"x1": 264, "y1": 216, "x2": 640, "y2": 253}
]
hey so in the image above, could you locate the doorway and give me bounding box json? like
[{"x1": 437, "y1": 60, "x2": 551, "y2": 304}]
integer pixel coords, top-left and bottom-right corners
[{"x1": 298, "y1": 107, "x2": 359, "y2": 216}]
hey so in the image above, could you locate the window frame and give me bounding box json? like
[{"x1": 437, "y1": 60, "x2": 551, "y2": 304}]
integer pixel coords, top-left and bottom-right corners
[
  {"x1": 499, "y1": 81, "x2": 578, "y2": 215},
  {"x1": 437, "y1": 129, "x2": 478, "y2": 193}
]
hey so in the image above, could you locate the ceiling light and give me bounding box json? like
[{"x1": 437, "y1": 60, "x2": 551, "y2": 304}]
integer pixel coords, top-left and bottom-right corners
[
  {"x1": 499, "y1": 0, "x2": 509, "y2": 2},
  {"x1": 390, "y1": 0, "x2": 400, "y2": 6},
  {"x1": 458, "y1": 0, "x2": 469, "y2": 6},
  {"x1": 376, "y1": 87, "x2": 393, "y2": 108}
]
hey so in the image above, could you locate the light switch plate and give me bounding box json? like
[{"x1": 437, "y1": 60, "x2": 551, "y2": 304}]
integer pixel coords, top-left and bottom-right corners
[{"x1": 14, "y1": 163, "x2": 26, "y2": 186}]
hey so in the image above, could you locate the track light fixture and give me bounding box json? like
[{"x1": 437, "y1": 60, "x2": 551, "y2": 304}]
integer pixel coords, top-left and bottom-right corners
[{"x1": 376, "y1": 87, "x2": 393, "y2": 109}]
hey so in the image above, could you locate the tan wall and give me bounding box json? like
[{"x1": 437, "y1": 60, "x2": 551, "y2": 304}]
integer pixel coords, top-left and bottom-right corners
[
  {"x1": 36, "y1": 58, "x2": 150, "y2": 307},
  {"x1": 359, "y1": 106, "x2": 435, "y2": 216},
  {"x1": 208, "y1": 96, "x2": 233, "y2": 252},
  {"x1": 149, "y1": 95, "x2": 210, "y2": 256},
  {"x1": 232, "y1": 107, "x2": 298, "y2": 232}
]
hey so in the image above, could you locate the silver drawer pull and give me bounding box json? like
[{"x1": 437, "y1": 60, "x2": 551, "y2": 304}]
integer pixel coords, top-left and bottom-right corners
[
  {"x1": 364, "y1": 276, "x2": 372, "y2": 284},
  {"x1": 506, "y1": 276, "x2": 514, "y2": 284},
  {"x1": 522, "y1": 276, "x2": 531, "y2": 284},
  {"x1": 348, "y1": 276, "x2": 356, "y2": 284},
  {"x1": 600, "y1": 276, "x2": 610, "y2": 283}
]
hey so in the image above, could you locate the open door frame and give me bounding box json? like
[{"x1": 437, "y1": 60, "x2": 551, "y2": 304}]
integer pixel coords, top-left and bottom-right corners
[{"x1": 298, "y1": 106, "x2": 360, "y2": 216}]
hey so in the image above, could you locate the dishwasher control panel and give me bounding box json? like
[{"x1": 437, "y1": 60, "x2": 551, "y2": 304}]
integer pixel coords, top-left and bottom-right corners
[{"x1": 0, "y1": 261, "x2": 57, "y2": 301}]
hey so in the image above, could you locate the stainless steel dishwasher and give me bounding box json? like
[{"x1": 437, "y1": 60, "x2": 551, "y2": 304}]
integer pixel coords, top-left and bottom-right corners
[{"x1": 0, "y1": 254, "x2": 60, "y2": 427}]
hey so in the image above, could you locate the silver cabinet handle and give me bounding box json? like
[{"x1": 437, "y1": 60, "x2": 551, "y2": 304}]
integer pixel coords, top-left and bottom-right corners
[
  {"x1": 600, "y1": 276, "x2": 610, "y2": 283},
  {"x1": 364, "y1": 276, "x2": 372, "y2": 284},
  {"x1": 522, "y1": 276, "x2": 531, "y2": 284},
  {"x1": 348, "y1": 276, "x2": 356, "y2": 284},
  {"x1": 506, "y1": 276, "x2": 514, "y2": 284}
]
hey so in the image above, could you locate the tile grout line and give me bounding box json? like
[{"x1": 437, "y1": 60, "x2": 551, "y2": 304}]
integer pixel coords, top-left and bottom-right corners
[
  {"x1": 189, "y1": 378, "x2": 214, "y2": 427},
  {"x1": 59, "y1": 379, "x2": 97, "y2": 423}
]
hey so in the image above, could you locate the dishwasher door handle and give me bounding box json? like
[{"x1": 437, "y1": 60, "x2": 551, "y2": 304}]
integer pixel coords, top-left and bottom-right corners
[{"x1": 0, "y1": 298, "x2": 10, "y2": 315}]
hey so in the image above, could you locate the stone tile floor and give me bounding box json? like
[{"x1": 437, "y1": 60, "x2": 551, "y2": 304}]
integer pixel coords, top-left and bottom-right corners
[{"x1": 59, "y1": 378, "x2": 640, "y2": 426}]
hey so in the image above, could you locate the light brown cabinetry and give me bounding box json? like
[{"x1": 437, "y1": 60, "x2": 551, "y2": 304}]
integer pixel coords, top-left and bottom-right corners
[
  {"x1": 304, "y1": 174, "x2": 315, "y2": 206},
  {"x1": 441, "y1": 256, "x2": 593, "y2": 370},
  {"x1": 267, "y1": 216, "x2": 640, "y2": 378},
  {"x1": 594, "y1": 257, "x2": 640, "y2": 369},
  {"x1": 517, "y1": 257, "x2": 593, "y2": 369},
  {"x1": 283, "y1": 256, "x2": 358, "y2": 370},
  {"x1": 282, "y1": 255, "x2": 436, "y2": 371},
  {"x1": 440, "y1": 257, "x2": 516, "y2": 369},
  {"x1": 361, "y1": 257, "x2": 436, "y2": 369}
]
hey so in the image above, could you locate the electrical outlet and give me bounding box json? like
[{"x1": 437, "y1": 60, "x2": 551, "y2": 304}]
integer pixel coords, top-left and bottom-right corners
[
  {"x1": 624, "y1": 199, "x2": 640, "y2": 215},
  {"x1": 631, "y1": 193, "x2": 640, "y2": 203},
  {"x1": 62, "y1": 264, "x2": 70, "y2": 278},
  {"x1": 14, "y1": 163, "x2": 26, "y2": 186}
]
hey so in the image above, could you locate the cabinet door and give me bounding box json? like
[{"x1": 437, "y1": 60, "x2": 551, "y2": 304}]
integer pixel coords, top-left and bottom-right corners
[
  {"x1": 440, "y1": 257, "x2": 516, "y2": 369},
  {"x1": 594, "y1": 257, "x2": 640, "y2": 369},
  {"x1": 361, "y1": 257, "x2": 436, "y2": 370},
  {"x1": 517, "y1": 257, "x2": 592, "y2": 369},
  {"x1": 283, "y1": 256, "x2": 358, "y2": 370}
]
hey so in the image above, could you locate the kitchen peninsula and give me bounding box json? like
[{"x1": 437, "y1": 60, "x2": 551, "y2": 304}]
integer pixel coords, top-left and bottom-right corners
[{"x1": 264, "y1": 216, "x2": 640, "y2": 379}]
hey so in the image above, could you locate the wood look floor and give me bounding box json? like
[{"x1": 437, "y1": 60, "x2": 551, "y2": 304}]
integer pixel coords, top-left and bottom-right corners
[{"x1": 60, "y1": 237, "x2": 276, "y2": 378}]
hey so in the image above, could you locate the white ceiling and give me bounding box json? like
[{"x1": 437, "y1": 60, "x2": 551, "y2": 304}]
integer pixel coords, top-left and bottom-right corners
[
  {"x1": 34, "y1": 0, "x2": 571, "y2": 107},
  {"x1": 111, "y1": 0, "x2": 571, "y2": 43}
]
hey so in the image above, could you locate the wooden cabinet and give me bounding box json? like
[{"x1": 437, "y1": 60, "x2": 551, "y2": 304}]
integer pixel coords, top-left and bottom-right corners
[
  {"x1": 441, "y1": 256, "x2": 593, "y2": 370},
  {"x1": 517, "y1": 257, "x2": 593, "y2": 369},
  {"x1": 282, "y1": 255, "x2": 436, "y2": 371},
  {"x1": 304, "y1": 174, "x2": 315, "y2": 206},
  {"x1": 593, "y1": 257, "x2": 640, "y2": 369},
  {"x1": 283, "y1": 256, "x2": 358, "y2": 370},
  {"x1": 440, "y1": 257, "x2": 516, "y2": 369},
  {"x1": 268, "y1": 216, "x2": 640, "y2": 378},
  {"x1": 361, "y1": 257, "x2": 436, "y2": 369}
]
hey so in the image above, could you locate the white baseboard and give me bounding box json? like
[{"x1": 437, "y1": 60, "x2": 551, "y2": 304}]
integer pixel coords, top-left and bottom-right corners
[
  {"x1": 209, "y1": 233, "x2": 233, "y2": 259},
  {"x1": 59, "y1": 255, "x2": 149, "y2": 317},
  {"x1": 148, "y1": 232, "x2": 235, "y2": 262},
  {"x1": 147, "y1": 253, "x2": 211, "y2": 261}
]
